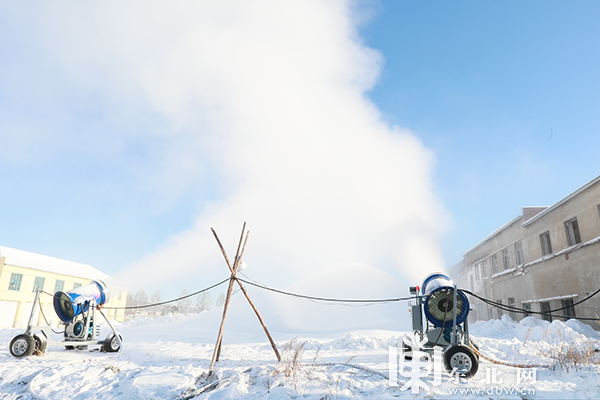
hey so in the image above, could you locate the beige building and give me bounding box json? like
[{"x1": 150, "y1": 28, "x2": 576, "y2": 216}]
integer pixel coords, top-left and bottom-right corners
[
  {"x1": 450, "y1": 175, "x2": 600, "y2": 326},
  {"x1": 0, "y1": 245, "x2": 127, "y2": 328}
]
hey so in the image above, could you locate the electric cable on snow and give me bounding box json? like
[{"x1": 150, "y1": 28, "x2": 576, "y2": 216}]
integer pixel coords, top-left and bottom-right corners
[{"x1": 469, "y1": 340, "x2": 550, "y2": 369}]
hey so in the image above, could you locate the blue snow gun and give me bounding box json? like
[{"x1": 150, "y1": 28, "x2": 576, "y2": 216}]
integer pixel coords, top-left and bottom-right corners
[{"x1": 54, "y1": 280, "x2": 110, "y2": 322}]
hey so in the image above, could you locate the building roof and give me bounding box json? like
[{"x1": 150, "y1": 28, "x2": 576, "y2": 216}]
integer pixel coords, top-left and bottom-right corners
[
  {"x1": 462, "y1": 215, "x2": 523, "y2": 257},
  {"x1": 0, "y1": 245, "x2": 109, "y2": 281},
  {"x1": 461, "y1": 173, "x2": 600, "y2": 258},
  {"x1": 522, "y1": 174, "x2": 600, "y2": 227}
]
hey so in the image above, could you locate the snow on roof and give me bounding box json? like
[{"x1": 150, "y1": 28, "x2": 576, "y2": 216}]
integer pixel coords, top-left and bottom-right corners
[
  {"x1": 0, "y1": 245, "x2": 109, "y2": 281},
  {"x1": 522, "y1": 173, "x2": 600, "y2": 227},
  {"x1": 462, "y1": 215, "x2": 523, "y2": 257}
]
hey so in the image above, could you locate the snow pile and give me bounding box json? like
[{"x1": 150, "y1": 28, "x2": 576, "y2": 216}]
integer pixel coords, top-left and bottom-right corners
[
  {"x1": 471, "y1": 315, "x2": 600, "y2": 343},
  {"x1": 1, "y1": 316, "x2": 600, "y2": 399},
  {"x1": 473, "y1": 316, "x2": 598, "y2": 350},
  {"x1": 470, "y1": 315, "x2": 600, "y2": 343}
]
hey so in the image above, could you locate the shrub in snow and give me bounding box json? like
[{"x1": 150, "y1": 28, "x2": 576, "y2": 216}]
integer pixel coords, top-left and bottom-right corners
[{"x1": 538, "y1": 337, "x2": 600, "y2": 372}]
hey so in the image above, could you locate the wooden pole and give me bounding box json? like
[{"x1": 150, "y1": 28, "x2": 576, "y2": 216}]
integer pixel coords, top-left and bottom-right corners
[
  {"x1": 208, "y1": 223, "x2": 248, "y2": 372},
  {"x1": 232, "y1": 222, "x2": 247, "y2": 271},
  {"x1": 232, "y1": 278, "x2": 281, "y2": 361},
  {"x1": 208, "y1": 275, "x2": 235, "y2": 373},
  {"x1": 214, "y1": 224, "x2": 246, "y2": 362},
  {"x1": 218, "y1": 227, "x2": 280, "y2": 361},
  {"x1": 208, "y1": 224, "x2": 281, "y2": 374}
]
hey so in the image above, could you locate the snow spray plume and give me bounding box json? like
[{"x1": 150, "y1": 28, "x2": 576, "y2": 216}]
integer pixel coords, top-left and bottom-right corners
[{"x1": 12, "y1": 0, "x2": 448, "y2": 331}]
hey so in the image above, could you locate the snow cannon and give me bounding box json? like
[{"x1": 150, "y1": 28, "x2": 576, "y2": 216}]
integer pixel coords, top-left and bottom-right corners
[
  {"x1": 421, "y1": 273, "x2": 469, "y2": 328},
  {"x1": 54, "y1": 280, "x2": 109, "y2": 322},
  {"x1": 9, "y1": 280, "x2": 121, "y2": 358},
  {"x1": 406, "y1": 273, "x2": 479, "y2": 378}
]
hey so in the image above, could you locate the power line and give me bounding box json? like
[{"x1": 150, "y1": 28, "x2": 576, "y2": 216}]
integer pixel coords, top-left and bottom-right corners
[
  {"x1": 106, "y1": 278, "x2": 230, "y2": 310},
  {"x1": 240, "y1": 277, "x2": 600, "y2": 320},
  {"x1": 42, "y1": 278, "x2": 230, "y2": 310},
  {"x1": 236, "y1": 277, "x2": 418, "y2": 303},
  {"x1": 466, "y1": 286, "x2": 600, "y2": 314},
  {"x1": 39, "y1": 275, "x2": 600, "y2": 321},
  {"x1": 462, "y1": 288, "x2": 600, "y2": 322}
]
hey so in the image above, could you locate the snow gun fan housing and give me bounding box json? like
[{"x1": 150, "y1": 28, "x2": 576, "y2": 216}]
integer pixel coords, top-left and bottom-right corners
[
  {"x1": 54, "y1": 280, "x2": 109, "y2": 322},
  {"x1": 421, "y1": 273, "x2": 469, "y2": 327}
]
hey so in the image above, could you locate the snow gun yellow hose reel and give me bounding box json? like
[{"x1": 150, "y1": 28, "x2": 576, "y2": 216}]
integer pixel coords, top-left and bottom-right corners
[
  {"x1": 407, "y1": 273, "x2": 479, "y2": 378},
  {"x1": 9, "y1": 280, "x2": 122, "y2": 358}
]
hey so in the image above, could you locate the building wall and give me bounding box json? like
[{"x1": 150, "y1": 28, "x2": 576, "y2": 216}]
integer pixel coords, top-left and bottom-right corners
[
  {"x1": 0, "y1": 261, "x2": 127, "y2": 328},
  {"x1": 519, "y1": 181, "x2": 600, "y2": 322},
  {"x1": 489, "y1": 266, "x2": 537, "y2": 320},
  {"x1": 456, "y1": 216, "x2": 529, "y2": 323},
  {"x1": 523, "y1": 183, "x2": 600, "y2": 260},
  {"x1": 451, "y1": 175, "x2": 600, "y2": 327}
]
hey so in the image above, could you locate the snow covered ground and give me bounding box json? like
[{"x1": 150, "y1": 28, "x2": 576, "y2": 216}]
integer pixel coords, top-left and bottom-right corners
[{"x1": 1, "y1": 312, "x2": 600, "y2": 399}]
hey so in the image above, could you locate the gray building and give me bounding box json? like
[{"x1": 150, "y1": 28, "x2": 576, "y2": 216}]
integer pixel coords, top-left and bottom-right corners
[{"x1": 449, "y1": 175, "x2": 600, "y2": 326}]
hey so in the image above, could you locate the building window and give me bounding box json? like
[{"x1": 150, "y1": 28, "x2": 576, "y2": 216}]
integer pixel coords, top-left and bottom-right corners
[
  {"x1": 502, "y1": 248, "x2": 510, "y2": 270},
  {"x1": 73, "y1": 282, "x2": 82, "y2": 289},
  {"x1": 33, "y1": 277, "x2": 45, "y2": 292},
  {"x1": 487, "y1": 308, "x2": 493, "y2": 320},
  {"x1": 597, "y1": 204, "x2": 600, "y2": 220},
  {"x1": 515, "y1": 241, "x2": 524, "y2": 266},
  {"x1": 8, "y1": 273, "x2": 23, "y2": 291},
  {"x1": 508, "y1": 297, "x2": 517, "y2": 320},
  {"x1": 523, "y1": 303, "x2": 532, "y2": 317},
  {"x1": 475, "y1": 264, "x2": 481, "y2": 281},
  {"x1": 492, "y1": 254, "x2": 499, "y2": 274},
  {"x1": 564, "y1": 217, "x2": 582, "y2": 247},
  {"x1": 482, "y1": 259, "x2": 489, "y2": 278},
  {"x1": 540, "y1": 301, "x2": 552, "y2": 322},
  {"x1": 562, "y1": 299, "x2": 576, "y2": 319},
  {"x1": 54, "y1": 280, "x2": 65, "y2": 293},
  {"x1": 470, "y1": 275, "x2": 474, "y2": 291},
  {"x1": 497, "y1": 299, "x2": 503, "y2": 319},
  {"x1": 540, "y1": 231, "x2": 553, "y2": 256}
]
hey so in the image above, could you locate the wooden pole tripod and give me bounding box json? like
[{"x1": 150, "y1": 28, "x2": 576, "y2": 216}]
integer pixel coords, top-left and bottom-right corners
[{"x1": 208, "y1": 223, "x2": 281, "y2": 374}]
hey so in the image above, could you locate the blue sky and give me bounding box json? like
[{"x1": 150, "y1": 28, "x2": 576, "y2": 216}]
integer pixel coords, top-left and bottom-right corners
[
  {"x1": 1, "y1": 1, "x2": 599, "y2": 294},
  {"x1": 362, "y1": 0, "x2": 600, "y2": 264}
]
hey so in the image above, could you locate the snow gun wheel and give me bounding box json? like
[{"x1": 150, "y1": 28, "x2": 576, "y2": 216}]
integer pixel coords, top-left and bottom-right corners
[
  {"x1": 10, "y1": 334, "x2": 35, "y2": 358},
  {"x1": 402, "y1": 341, "x2": 412, "y2": 361},
  {"x1": 102, "y1": 333, "x2": 121, "y2": 353},
  {"x1": 443, "y1": 345, "x2": 478, "y2": 378},
  {"x1": 32, "y1": 333, "x2": 47, "y2": 356},
  {"x1": 469, "y1": 337, "x2": 480, "y2": 360}
]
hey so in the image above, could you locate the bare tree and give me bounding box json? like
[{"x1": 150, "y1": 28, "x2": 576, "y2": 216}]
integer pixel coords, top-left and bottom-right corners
[
  {"x1": 196, "y1": 292, "x2": 213, "y2": 312},
  {"x1": 216, "y1": 292, "x2": 225, "y2": 307},
  {"x1": 151, "y1": 288, "x2": 162, "y2": 304},
  {"x1": 134, "y1": 289, "x2": 148, "y2": 305},
  {"x1": 126, "y1": 292, "x2": 137, "y2": 307},
  {"x1": 125, "y1": 292, "x2": 137, "y2": 317},
  {"x1": 177, "y1": 288, "x2": 191, "y2": 314}
]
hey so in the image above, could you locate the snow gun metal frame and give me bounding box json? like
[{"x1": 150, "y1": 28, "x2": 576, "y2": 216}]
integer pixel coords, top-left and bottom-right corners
[
  {"x1": 9, "y1": 280, "x2": 123, "y2": 358},
  {"x1": 407, "y1": 273, "x2": 479, "y2": 378}
]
